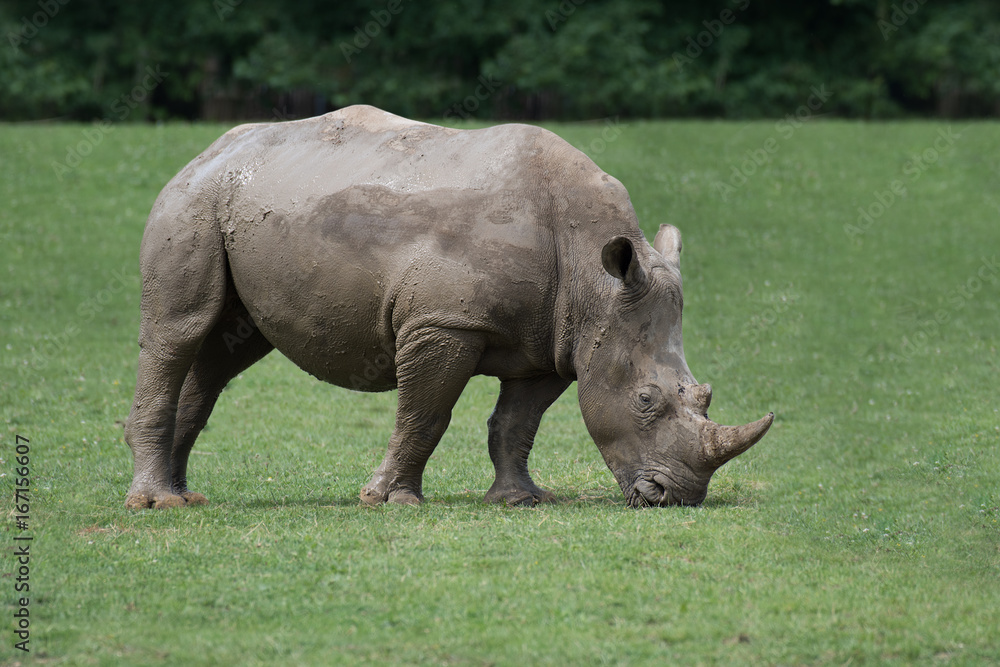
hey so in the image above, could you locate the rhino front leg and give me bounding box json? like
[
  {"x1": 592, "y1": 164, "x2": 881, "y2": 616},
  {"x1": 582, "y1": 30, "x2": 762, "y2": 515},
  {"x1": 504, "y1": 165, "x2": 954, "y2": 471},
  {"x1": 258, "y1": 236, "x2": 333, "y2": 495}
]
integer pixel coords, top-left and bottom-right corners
[
  {"x1": 360, "y1": 328, "x2": 485, "y2": 506},
  {"x1": 484, "y1": 373, "x2": 571, "y2": 506}
]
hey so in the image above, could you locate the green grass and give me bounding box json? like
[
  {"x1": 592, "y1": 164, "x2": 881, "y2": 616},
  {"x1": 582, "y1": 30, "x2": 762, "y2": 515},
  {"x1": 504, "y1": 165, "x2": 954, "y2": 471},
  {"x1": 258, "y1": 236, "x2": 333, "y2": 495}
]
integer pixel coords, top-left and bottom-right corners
[{"x1": 2, "y1": 117, "x2": 999, "y2": 665}]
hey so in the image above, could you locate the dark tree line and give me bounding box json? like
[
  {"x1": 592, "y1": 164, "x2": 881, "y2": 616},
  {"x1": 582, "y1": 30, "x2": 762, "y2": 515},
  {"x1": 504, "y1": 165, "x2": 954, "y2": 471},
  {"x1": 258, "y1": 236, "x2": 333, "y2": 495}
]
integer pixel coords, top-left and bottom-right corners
[{"x1": 2, "y1": 0, "x2": 998, "y2": 122}]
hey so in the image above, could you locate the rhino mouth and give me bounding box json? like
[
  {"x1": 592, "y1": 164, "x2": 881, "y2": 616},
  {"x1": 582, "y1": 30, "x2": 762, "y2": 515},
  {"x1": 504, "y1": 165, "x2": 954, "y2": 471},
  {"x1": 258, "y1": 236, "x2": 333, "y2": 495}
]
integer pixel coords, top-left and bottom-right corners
[
  {"x1": 622, "y1": 411, "x2": 774, "y2": 507},
  {"x1": 627, "y1": 469, "x2": 708, "y2": 508}
]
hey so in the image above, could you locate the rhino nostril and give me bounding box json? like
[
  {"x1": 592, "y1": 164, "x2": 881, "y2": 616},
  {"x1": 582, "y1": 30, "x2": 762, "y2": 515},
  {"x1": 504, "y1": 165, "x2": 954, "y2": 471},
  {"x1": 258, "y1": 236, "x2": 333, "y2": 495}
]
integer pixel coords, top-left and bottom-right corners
[
  {"x1": 634, "y1": 478, "x2": 659, "y2": 506},
  {"x1": 651, "y1": 472, "x2": 670, "y2": 488},
  {"x1": 652, "y1": 472, "x2": 673, "y2": 505},
  {"x1": 635, "y1": 471, "x2": 674, "y2": 506}
]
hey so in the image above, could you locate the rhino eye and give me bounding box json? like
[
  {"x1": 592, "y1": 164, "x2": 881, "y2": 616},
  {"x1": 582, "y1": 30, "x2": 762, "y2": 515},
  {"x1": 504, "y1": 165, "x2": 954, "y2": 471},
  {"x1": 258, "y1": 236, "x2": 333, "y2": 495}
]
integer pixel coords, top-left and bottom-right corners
[
  {"x1": 631, "y1": 388, "x2": 662, "y2": 429},
  {"x1": 632, "y1": 387, "x2": 660, "y2": 417}
]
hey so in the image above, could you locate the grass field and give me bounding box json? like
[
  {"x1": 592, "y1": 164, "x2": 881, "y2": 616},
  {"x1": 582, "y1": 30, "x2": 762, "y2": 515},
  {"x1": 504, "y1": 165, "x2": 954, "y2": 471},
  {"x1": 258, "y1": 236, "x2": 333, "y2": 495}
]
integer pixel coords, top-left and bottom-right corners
[{"x1": 2, "y1": 116, "x2": 999, "y2": 665}]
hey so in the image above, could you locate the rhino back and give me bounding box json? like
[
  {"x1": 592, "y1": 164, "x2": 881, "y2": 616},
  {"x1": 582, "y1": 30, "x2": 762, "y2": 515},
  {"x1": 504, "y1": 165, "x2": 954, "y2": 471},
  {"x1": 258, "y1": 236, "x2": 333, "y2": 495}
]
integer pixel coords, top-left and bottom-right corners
[{"x1": 183, "y1": 106, "x2": 615, "y2": 387}]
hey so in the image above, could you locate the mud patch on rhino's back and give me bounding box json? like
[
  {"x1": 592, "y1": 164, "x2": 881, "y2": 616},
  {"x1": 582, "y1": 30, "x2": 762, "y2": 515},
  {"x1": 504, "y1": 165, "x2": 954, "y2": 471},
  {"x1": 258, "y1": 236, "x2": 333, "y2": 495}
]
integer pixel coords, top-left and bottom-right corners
[
  {"x1": 320, "y1": 117, "x2": 346, "y2": 145},
  {"x1": 383, "y1": 125, "x2": 449, "y2": 155},
  {"x1": 220, "y1": 121, "x2": 271, "y2": 142},
  {"x1": 328, "y1": 104, "x2": 437, "y2": 134},
  {"x1": 321, "y1": 105, "x2": 460, "y2": 150}
]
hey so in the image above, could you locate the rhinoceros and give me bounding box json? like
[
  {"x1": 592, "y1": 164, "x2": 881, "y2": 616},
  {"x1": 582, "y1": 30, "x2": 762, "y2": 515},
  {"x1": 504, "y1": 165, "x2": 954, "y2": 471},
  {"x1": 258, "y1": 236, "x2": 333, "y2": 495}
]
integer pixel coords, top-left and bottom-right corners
[{"x1": 123, "y1": 104, "x2": 773, "y2": 510}]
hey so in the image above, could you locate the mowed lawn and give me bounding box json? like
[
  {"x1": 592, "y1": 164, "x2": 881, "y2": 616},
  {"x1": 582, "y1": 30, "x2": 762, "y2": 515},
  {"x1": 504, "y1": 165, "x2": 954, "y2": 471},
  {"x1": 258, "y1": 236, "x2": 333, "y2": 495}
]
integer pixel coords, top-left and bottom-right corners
[{"x1": 2, "y1": 116, "x2": 998, "y2": 665}]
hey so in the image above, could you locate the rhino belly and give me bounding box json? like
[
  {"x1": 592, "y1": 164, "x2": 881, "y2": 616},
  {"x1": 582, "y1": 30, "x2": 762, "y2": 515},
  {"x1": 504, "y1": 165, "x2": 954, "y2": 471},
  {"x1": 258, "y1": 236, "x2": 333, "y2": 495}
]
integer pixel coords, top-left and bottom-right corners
[{"x1": 223, "y1": 212, "x2": 398, "y2": 392}]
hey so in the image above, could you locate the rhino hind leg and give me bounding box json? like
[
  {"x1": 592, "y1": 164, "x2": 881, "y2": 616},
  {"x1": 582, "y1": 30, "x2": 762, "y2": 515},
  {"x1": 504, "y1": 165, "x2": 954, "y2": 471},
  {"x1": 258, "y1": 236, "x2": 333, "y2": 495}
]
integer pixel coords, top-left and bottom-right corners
[
  {"x1": 168, "y1": 288, "x2": 274, "y2": 505},
  {"x1": 124, "y1": 214, "x2": 229, "y2": 509},
  {"x1": 360, "y1": 327, "x2": 485, "y2": 506},
  {"x1": 484, "y1": 374, "x2": 571, "y2": 506}
]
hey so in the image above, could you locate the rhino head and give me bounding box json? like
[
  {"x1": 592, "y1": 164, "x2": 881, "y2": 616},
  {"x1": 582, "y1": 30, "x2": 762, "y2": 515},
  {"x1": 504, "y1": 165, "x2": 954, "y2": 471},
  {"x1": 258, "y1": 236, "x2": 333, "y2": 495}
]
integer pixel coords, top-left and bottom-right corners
[{"x1": 576, "y1": 224, "x2": 773, "y2": 507}]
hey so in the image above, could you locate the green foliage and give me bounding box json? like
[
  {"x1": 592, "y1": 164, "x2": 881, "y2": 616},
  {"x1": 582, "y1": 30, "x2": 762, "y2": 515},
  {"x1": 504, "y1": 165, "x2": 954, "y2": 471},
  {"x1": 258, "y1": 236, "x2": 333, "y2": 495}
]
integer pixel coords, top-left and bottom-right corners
[
  {"x1": 1, "y1": 0, "x2": 999, "y2": 121},
  {"x1": 2, "y1": 119, "x2": 999, "y2": 663}
]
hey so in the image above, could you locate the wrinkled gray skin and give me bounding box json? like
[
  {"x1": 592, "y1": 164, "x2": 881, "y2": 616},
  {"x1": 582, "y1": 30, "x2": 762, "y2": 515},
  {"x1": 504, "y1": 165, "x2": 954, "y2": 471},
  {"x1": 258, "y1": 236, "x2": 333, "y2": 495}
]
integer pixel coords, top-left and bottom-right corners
[{"x1": 124, "y1": 105, "x2": 773, "y2": 510}]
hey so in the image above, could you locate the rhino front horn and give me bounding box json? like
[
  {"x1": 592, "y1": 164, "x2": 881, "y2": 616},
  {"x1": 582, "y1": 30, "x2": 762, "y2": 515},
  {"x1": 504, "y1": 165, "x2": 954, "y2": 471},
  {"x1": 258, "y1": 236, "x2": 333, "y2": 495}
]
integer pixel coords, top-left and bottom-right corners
[{"x1": 702, "y1": 412, "x2": 774, "y2": 466}]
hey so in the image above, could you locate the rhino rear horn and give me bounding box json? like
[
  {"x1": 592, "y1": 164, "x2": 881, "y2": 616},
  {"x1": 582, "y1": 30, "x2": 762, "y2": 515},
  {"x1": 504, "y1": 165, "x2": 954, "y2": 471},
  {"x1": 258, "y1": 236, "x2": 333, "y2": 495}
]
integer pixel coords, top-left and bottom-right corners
[
  {"x1": 680, "y1": 382, "x2": 712, "y2": 412},
  {"x1": 703, "y1": 412, "x2": 774, "y2": 467},
  {"x1": 653, "y1": 224, "x2": 682, "y2": 265}
]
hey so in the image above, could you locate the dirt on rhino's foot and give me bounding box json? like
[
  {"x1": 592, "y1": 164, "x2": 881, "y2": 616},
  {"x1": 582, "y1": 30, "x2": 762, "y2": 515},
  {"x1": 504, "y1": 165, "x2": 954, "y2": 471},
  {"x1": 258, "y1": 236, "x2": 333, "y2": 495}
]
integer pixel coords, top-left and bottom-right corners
[
  {"x1": 386, "y1": 489, "x2": 422, "y2": 505},
  {"x1": 180, "y1": 491, "x2": 209, "y2": 505},
  {"x1": 125, "y1": 490, "x2": 208, "y2": 509},
  {"x1": 359, "y1": 481, "x2": 423, "y2": 506}
]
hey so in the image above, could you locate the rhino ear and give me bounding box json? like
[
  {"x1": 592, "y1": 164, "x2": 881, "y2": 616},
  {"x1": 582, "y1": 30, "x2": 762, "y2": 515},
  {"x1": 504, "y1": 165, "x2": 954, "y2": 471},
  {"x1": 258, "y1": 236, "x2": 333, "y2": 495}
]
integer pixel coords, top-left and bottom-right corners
[
  {"x1": 601, "y1": 236, "x2": 643, "y2": 285},
  {"x1": 653, "y1": 224, "x2": 682, "y2": 266}
]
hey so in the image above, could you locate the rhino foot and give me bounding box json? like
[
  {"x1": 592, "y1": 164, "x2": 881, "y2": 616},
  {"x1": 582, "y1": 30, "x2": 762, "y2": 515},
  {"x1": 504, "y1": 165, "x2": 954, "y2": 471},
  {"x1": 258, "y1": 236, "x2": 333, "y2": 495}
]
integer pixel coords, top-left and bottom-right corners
[
  {"x1": 484, "y1": 483, "x2": 556, "y2": 507},
  {"x1": 180, "y1": 491, "x2": 209, "y2": 505},
  {"x1": 125, "y1": 487, "x2": 208, "y2": 509},
  {"x1": 125, "y1": 491, "x2": 188, "y2": 510},
  {"x1": 360, "y1": 477, "x2": 423, "y2": 506},
  {"x1": 387, "y1": 489, "x2": 422, "y2": 505}
]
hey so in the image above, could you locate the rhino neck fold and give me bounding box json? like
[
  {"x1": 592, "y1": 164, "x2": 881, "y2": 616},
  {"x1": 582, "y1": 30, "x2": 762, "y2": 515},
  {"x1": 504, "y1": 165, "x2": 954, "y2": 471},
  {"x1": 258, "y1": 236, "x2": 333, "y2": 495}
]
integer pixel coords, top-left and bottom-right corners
[
  {"x1": 549, "y1": 228, "x2": 586, "y2": 383},
  {"x1": 542, "y1": 151, "x2": 644, "y2": 383},
  {"x1": 549, "y1": 241, "x2": 614, "y2": 383}
]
